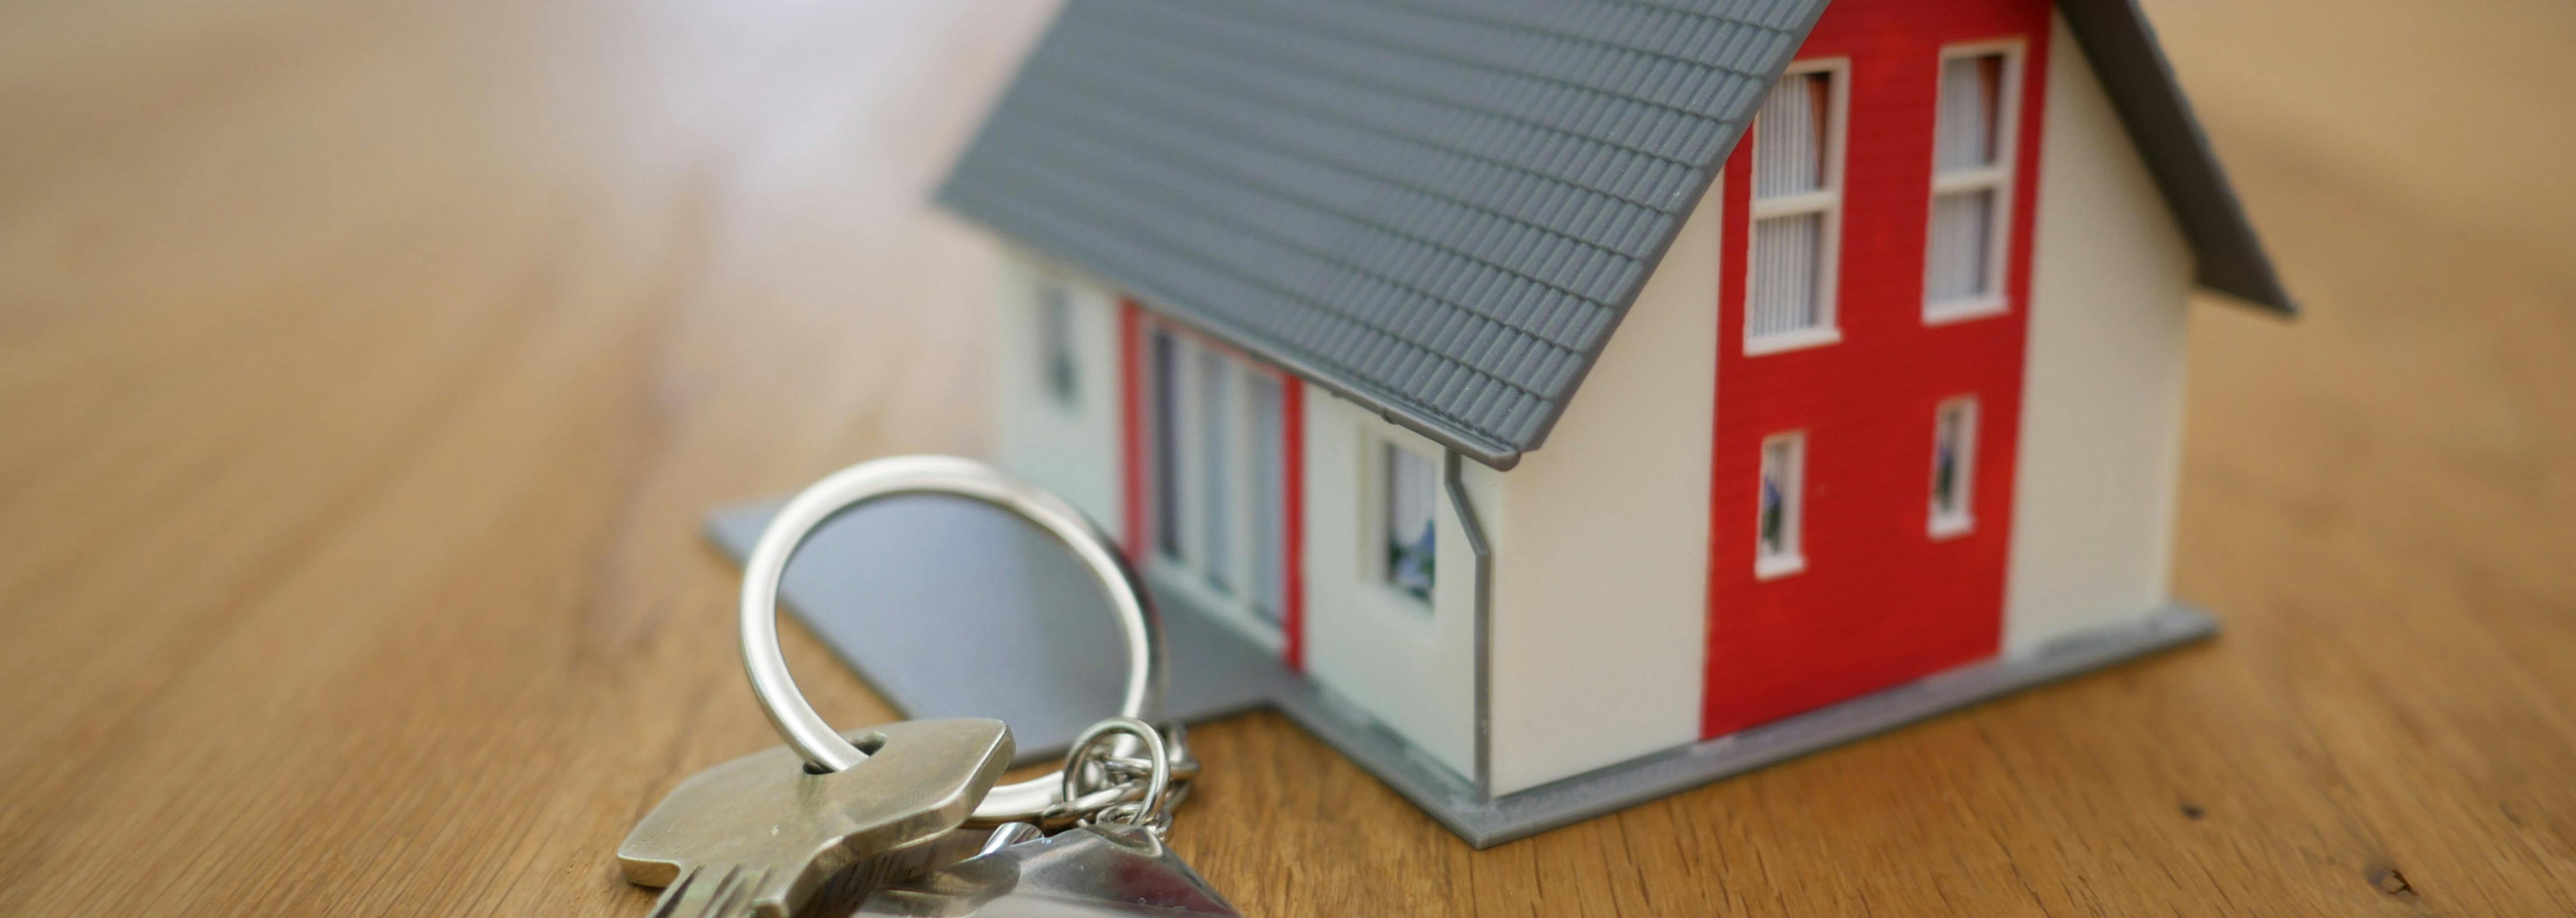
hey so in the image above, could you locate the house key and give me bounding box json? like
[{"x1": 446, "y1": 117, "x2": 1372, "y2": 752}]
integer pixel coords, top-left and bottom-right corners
[
  {"x1": 617, "y1": 455, "x2": 1181, "y2": 915},
  {"x1": 853, "y1": 717, "x2": 1239, "y2": 917},
  {"x1": 618, "y1": 717, "x2": 1013, "y2": 918}
]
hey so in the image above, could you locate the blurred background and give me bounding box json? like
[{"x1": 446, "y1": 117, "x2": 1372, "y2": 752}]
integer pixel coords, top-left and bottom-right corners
[{"x1": 3, "y1": 1, "x2": 2573, "y2": 914}]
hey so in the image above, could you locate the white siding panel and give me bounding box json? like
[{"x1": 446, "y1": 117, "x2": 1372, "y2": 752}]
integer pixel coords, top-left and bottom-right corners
[
  {"x1": 1485, "y1": 190, "x2": 1720, "y2": 795},
  {"x1": 2007, "y1": 13, "x2": 2196, "y2": 654},
  {"x1": 990, "y1": 251, "x2": 1124, "y2": 539},
  {"x1": 1300, "y1": 396, "x2": 1482, "y2": 779}
]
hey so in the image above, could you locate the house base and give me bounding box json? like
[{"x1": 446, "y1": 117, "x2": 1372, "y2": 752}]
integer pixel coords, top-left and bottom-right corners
[{"x1": 707, "y1": 496, "x2": 2215, "y2": 848}]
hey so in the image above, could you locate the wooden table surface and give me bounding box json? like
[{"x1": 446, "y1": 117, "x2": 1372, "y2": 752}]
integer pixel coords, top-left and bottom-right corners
[{"x1": 6, "y1": 1, "x2": 2574, "y2": 914}]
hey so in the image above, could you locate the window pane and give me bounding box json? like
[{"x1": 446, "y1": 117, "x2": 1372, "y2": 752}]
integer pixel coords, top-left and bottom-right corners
[
  {"x1": 1750, "y1": 213, "x2": 1825, "y2": 336},
  {"x1": 1151, "y1": 330, "x2": 1182, "y2": 559},
  {"x1": 1197, "y1": 349, "x2": 1233, "y2": 592},
  {"x1": 1247, "y1": 375, "x2": 1285, "y2": 624},
  {"x1": 1935, "y1": 54, "x2": 2004, "y2": 172},
  {"x1": 1758, "y1": 435, "x2": 1803, "y2": 564},
  {"x1": 1933, "y1": 410, "x2": 1963, "y2": 516},
  {"x1": 1039, "y1": 282, "x2": 1077, "y2": 404},
  {"x1": 1384, "y1": 445, "x2": 1436, "y2": 603},
  {"x1": 1755, "y1": 72, "x2": 1831, "y2": 199},
  {"x1": 1925, "y1": 188, "x2": 1997, "y2": 303},
  {"x1": 1931, "y1": 399, "x2": 1977, "y2": 531}
]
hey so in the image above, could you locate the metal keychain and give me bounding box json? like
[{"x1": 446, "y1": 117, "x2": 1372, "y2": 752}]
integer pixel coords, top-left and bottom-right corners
[
  {"x1": 735, "y1": 454, "x2": 1179, "y2": 825},
  {"x1": 735, "y1": 456, "x2": 1231, "y2": 914},
  {"x1": 620, "y1": 455, "x2": 1206, "y2": 917}
]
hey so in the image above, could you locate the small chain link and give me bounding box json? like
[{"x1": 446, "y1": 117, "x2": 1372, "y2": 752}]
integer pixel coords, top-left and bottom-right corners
[{"x1": 1045, "y1": 719, "x2": 1194, "y2": 836}]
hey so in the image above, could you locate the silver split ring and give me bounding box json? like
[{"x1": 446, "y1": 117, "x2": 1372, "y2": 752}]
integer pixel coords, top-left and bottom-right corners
[
  {"x1": 737, "y1": 454, "x2": 1166, "y2": 823},
  {"x1": 1061, "y1": 717, "x2": 1170, "y2": 827}
]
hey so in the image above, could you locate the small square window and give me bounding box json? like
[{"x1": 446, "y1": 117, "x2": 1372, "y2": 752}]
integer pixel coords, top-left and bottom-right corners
[
  {"x1": 1381, "y1": 443, "x2": 1437, "y2": 603},
  {"x1": 1930, "y1": 397, "x2": 1979, "y2": 537},
  {"x1": 1756, "y1": 433, "x2": 1806, "y2": 578}
]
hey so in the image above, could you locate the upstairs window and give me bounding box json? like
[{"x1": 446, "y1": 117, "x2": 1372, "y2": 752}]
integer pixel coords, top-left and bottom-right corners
[
  {"x1": 1755, "y1": 432, "x2": 1807, "y2": 578},
  {"x1": 1381, "y1": 442, "x2": 1437, "y2": 604},
  {"x1": 1748, "y1": 62, "x2": 1847, "y2": 353},
  {"x1": 1929, "y1": 397, "x2": 1979, "y2": 536},
  {"x1": 1925, "y1": 47, "x2": 2021, "y2": 321},
  {"x1": 1038, "y1": 280, "x2": 1079, "y2": 405}
]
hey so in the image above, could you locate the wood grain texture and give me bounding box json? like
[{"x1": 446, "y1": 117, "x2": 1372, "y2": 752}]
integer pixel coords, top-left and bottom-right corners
[{"x1": 3, "y1": 1, "x2": 2573, "y2": 914}]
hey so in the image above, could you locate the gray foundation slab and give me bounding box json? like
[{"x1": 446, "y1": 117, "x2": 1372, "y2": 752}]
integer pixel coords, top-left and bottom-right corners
[
  {"x1": 709, "y1": 497, "x2": 2216, "y2": 847},
  {"x1": 1277, "y1": 605, "x2": 2216, "y2": 847}
]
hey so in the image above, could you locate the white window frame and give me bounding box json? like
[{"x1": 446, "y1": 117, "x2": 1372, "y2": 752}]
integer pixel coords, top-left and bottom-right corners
[
  {"x1": 1368, "y1": 435, "x2": 1441, "y2": 613},
  {"x1": 1754, "y1": 431, "x2": 1808, "y2": 579},
  {"x1": 1922, "y1": 40, "x2": 2025, "y2": 325},
  {"x1": 1144, "y1": 322, "x2": 1291, "y2": 648},
  {"x1": 1929, "y1": 396, "x2": 1979, "y2": 538},
  {"x1": 1746, "y1": 58, "x2": 1851, "y2": 357}
]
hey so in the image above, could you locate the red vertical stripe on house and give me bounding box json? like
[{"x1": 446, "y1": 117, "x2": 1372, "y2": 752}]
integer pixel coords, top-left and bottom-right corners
[
  {"x1": 1117, "y1": 299, "x2": 1147, "y2": 561},
  {"x1": 1281, "y1": 377, "x2": 1307, "y2": 671},
  {"x1": 1701, "y1": 0, "x2": 2052, "y2": 739}
]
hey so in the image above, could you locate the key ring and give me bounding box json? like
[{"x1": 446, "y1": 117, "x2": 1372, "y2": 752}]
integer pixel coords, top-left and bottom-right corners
[{"x1": 738, "y1": 454, "x2": 1165, "y2": 824}]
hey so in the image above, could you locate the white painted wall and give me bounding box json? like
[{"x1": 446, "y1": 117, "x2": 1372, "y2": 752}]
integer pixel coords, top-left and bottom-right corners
[
  {"x1": 989, "y1": 250, "x2": 1125, "y2": 542},
  {"x1": 1300, "y1": 395, "x2": 1486, "y2": 779},
  {"x1": 1483, "y1": 191, "x2": 1721, "y2": 795},
  {"x1": 2005, "y1": 13, "x2": 2195, "y2": 654}
]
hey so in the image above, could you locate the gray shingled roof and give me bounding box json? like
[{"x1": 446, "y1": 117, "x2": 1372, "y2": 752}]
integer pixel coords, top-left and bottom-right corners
[{"x1": 939, "y1": 0, "x2": 2290, "y2": 468}]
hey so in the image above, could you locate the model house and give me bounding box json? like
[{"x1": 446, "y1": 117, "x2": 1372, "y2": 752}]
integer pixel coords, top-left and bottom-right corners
[{"x1": 942, "y1": 0, "x2": 2290, "y2": 834}]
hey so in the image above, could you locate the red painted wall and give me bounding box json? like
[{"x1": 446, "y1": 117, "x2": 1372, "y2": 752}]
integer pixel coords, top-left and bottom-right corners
[
  {"x1": 1117, "y1": 302, "x2": 1308, "y2": 671},
  {"x1": 1702, "y1": 0, "x2": 2053, "y2": 737}
]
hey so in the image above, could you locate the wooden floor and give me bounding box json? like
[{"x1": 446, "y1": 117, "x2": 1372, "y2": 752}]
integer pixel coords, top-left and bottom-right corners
[{"x1": 4, "y1": 1, "x2": 2574, "y2": 914}]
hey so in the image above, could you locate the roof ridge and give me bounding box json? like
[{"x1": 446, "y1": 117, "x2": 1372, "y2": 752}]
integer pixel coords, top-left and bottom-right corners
[
  {"x1": 1222, "y1": 0, "x2": 1789, "y2": 126},
  {"x1": 1047, "y1": 16, "x2": 1707, "y2": 213},
  {"x1": 1369, "y1": 0, "x2": 1800, "y2": 77},
  {"x1": 1115, "y1": 0, "x2": 1740, "y2": 166}
]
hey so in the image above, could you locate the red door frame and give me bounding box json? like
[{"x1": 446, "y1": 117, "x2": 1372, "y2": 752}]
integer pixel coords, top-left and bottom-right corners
[
  {"x1": 1119, "y1": 301, "x2": 1307, "y2": 670},
  {"x1": 1701, "y1": 0, "x2": 2052, "y2": 737}
]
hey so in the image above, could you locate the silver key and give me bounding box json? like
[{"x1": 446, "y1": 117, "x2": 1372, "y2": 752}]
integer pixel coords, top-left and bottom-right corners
[
  {"x1": 853, "y1": 821, "x2": 1239, "y2": 916},
  {"x1": 618, "y1": 718, "x2": 1013, "y2": 918}
]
